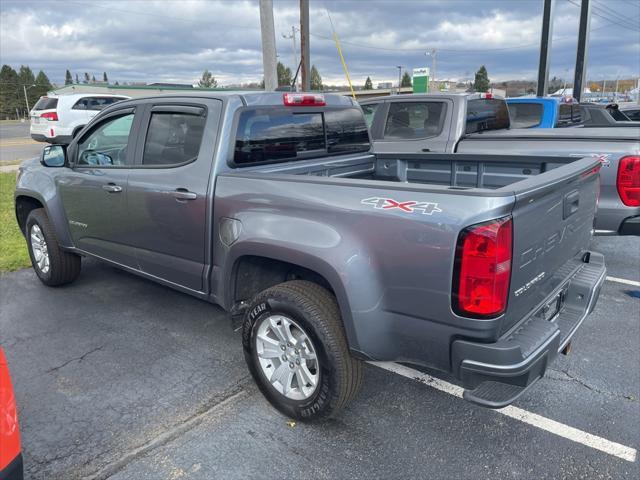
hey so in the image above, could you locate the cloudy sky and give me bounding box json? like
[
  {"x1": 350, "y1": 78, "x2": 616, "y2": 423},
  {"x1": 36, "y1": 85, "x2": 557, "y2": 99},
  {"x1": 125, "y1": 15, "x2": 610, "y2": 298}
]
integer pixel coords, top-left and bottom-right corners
[{"x1": 1, "y1": 0, "x2": 639, "y2": 87}]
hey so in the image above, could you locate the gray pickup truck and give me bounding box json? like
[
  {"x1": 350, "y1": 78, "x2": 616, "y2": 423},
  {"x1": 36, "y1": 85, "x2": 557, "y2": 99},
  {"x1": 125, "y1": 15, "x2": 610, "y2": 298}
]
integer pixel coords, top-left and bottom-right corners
[
  {"x1": 360, "y1": 93, "x2": 640, "y2": 235},
  {"x1": 15, "y1": 92, "x2": 606, "y2": 420}
]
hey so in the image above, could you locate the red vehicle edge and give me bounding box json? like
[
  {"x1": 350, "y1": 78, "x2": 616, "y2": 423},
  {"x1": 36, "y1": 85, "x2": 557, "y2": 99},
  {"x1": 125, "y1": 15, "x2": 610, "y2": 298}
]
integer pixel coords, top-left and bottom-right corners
[{"x1": 0, "y1": 347, "x2": 23, "y2": 480}]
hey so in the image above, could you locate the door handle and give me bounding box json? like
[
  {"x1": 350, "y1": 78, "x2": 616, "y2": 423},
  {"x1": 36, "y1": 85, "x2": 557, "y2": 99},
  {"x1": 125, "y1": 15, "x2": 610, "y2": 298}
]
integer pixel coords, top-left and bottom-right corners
[
  {"x1": 102, "y1": 183, "x2": 122, "y2": 193},
  {"x1": 172, "y1": 189, "x2": 197, "y2": 201}
]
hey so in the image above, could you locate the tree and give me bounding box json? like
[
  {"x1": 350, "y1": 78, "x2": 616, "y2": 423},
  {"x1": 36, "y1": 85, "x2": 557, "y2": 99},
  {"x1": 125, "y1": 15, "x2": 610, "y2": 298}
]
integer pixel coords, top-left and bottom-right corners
[
  {"x1": 34, "y1": 70, "x2": 52, "y2": 100},
  {"x1": 310, "y1": 65, "x2": 322, "y2": 91},
  {"x1": 103, "y1": 72, "x2": 108, "y2": 83},
  {"x1": 547, "y1": 75, "x2": 564, "y2": 94},
  {"x1": 83, "y1": 72, "x2": 90, "y2": 84},
  {"x1": 198, "y1": 69, "x2": 217, "y2": 88},
  {"x1": 0, "y1": 64, "x2": 20, "y2": 119},
  {"x1": 401, "y1": 71, "x2": 412, "y2": 88},
  {"x1": 18, "y1": 65, "x2": 37, "y2": 115},
  {"x1": 277, "y1": 61, "x2": 292, "y2": 88},
  {"x1": 65, "y1": 70, "x2": 73, "y2": 85},
  {"x1": 473, "y1": 65, "x2": 490, "y2": 92},
  {"x1": 364, "y1": 76, "x2": 373, "y2": 90},
  {"x1": 114, "y1": 80, "x2": 119, "y2": 86},
  {"x1": 75, "y1": 73, "x2": 79, "y2": 84},
  {"x1": 91, "y1": 75, "x2": 96, "y2": 83}
]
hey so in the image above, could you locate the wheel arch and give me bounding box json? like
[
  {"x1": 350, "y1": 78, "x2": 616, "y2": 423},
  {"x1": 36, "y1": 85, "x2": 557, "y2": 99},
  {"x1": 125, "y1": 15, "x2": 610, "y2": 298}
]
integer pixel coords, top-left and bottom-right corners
[{"x1": 224, "y1": 248, "x2": 361, "y2": 353}]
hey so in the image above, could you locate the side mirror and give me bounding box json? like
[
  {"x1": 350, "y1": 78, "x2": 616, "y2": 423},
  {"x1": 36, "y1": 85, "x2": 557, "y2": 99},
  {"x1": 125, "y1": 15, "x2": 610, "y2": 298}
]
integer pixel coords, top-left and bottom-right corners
[{"x1": 41, "y1": 145, "x2": 66, "y2": 167}]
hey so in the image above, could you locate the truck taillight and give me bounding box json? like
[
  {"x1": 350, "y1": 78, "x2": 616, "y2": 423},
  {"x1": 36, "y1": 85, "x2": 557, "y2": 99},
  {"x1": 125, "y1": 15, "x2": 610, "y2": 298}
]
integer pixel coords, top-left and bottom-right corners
[
  {"x1": 617, "y1": 156, "x2": 640, "y2": 207},
  {"x1": 40, "y1": 111, "x2": 58, "y2": 121},
  {"x1": 283, "y1": 93, "x2": 325, "y2": 106},
  {"x1": 453, "y1": 216, "x2": 512, "y2": 318}
]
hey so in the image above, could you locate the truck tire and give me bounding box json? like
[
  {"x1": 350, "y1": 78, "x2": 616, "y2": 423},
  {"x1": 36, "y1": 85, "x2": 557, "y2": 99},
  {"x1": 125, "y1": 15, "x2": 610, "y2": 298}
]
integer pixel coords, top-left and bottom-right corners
[
  {"x1": 25, "y1": 208, "x2": 81, "y2": 286},
  {"x1": 242, "y1": 280, "x2": 363, "y2": 421}
]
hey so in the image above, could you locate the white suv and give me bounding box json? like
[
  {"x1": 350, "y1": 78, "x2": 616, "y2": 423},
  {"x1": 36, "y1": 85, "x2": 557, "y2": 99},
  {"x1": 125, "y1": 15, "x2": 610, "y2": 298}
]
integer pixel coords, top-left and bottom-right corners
[{"x1": 30, "y1": 93, "x2": 130, "y2": 144}]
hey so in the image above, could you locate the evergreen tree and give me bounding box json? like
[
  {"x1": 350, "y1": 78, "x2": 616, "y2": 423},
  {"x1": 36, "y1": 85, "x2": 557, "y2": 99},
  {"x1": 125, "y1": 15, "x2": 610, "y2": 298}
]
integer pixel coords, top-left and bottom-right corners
[
  {"x1": 75, "y1": 73, "x2": 80, "y2": 84},
  {"x1": 473, "y1": 65, "x2": 490, "y2": 92},
  {"x1": 114, "y1": 80, "x2": 119, "y2": 86},
  {"x1": 310, "y1": 65, "x2": 322, "y2": 91},
  {"x1": 83, "y1": 72, "x2": 90, "y2": 84},
  {"x1": 364, "y1": 76, "x2": 373, "y2": 90},
  {"x1": 276, "y1": 62, "x2": 292, "y2": 88},
  {"x1": 401, "y1": 71, "x2": 412, "y2": 88},
  {"x1": 34, "y1": 70, "x2": 52, "y2": 100},
  {"x1": 65, "y1": 69, "x2": 73, "y2": 85},
  {"x1": 0, "y1": 65, "x2": 20, "y2": 119},
  {"x1": 103, "y1": 72, "x2": 108, "y2": 83},
  {"x1": 91, "y1": 75, "x2": 96, "y2": 83},
  {"x1": 198, "y1": 69, "x2": 217, "y2": 88},
  {"x1": 18, "y1": 65, "x2": 36, "y2": 115}
]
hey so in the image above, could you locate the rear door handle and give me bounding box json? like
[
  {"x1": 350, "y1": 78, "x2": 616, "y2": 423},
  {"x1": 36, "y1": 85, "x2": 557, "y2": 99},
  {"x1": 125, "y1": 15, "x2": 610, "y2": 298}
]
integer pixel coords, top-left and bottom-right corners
[
  {"x1": 102, "y1": 183, "x2": 122, "y2": 193},
  {"x1": 172, "y1": 189, "x2": 197, "y2": 201}
]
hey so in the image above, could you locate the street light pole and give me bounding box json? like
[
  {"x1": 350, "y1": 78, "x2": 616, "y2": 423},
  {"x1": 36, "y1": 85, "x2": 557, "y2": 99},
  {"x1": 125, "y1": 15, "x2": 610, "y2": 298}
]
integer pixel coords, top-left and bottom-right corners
[{"x1": 23, "y1": 84, "x2": 36, "y2": 119}]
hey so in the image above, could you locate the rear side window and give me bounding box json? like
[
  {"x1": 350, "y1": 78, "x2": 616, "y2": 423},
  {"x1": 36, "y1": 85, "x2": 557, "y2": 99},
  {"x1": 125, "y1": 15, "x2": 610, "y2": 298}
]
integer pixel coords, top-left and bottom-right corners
[
  {"x1": 556, "y1": 104, "x2": 582, "y2": 127},
  {"x1": 465, "y1": 99, "x2": 510, "y2": 134},
  {"x1": 73, "y1": 97, "x2": 127, "y2": 111},
  {"x1": 361, "y1": 103, "x2": 379, "y2": 128},
  {"x1": 33, "y1": 97, "x2": 58, "y2": 111},
  {"x1": 607, "y1": 106, "x2": 629, "y2": 121},
  {"x1": 508, "y1": 103, "x2": 543, "y2": 128},
  {"x1": 233, "y1": 107, "x2": 369, "y2": 166},
  {"x1": 383, "y1": 102, "x2": 446, "y2": 139},
  {"x1": 142, "y1": 112, "x2": 206, "y2": 166}
]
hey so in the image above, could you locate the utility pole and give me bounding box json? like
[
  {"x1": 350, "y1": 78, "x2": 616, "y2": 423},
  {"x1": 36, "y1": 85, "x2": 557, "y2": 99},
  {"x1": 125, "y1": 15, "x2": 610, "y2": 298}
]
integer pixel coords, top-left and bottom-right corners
[
  {"x1": 23, "y1": 84, "x2": 35, "y2": 119},
  {"x1": 282, "y1": 26, "x2": 299, "y2": 91},
  {"x1": 537, "y1": 0, "x2": 555, "y2": 97},
  {"x1": 300, "y1": 0, "x2": 310, "y2": 91},
  {"x1": 573, "y1": 0, "x2": 591, "y2": 102},
  {"x1": 259, "y1": 0, "x2": 278, "y2": 91}
]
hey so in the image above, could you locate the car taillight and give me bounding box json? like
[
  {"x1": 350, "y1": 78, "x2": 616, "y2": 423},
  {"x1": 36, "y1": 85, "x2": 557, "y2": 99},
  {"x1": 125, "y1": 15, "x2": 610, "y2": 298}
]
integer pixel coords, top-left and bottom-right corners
[
  {"x1": 453, "y1": 216, "x2": 513, "y2": 318},
  {"x1": 40, "y1": 111, "x2": 58, "y2": 121},
  {"x1": 283, "y1": 93, "x2": 325, "y2": 106},
  {"x1": 617, "y1": 156, "x2": 640, "y2": 207}
]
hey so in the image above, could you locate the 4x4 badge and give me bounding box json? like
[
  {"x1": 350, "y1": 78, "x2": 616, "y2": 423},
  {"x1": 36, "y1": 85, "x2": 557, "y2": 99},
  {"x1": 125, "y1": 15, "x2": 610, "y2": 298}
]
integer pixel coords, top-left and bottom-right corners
[{"x1": 361, "y1": 197, "x2": 442, "y2": 215}]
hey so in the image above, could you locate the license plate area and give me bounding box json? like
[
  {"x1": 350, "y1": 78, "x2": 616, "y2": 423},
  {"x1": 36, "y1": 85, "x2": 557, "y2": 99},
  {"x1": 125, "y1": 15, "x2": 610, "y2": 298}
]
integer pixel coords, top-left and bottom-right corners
[{"x1": 538, "y1": 286, "x2": 568, "y2": 322}]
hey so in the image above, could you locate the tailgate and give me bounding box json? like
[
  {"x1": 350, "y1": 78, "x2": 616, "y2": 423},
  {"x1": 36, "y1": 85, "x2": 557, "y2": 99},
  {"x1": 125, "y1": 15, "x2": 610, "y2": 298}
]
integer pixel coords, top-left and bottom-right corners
[{"x1": 501, "y1": 156, "x2": 601, "y2": 334}]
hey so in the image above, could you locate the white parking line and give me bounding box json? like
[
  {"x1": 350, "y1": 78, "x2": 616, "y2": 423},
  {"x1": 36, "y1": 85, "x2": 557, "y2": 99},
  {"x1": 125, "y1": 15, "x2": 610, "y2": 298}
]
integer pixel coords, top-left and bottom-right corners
[
  {"x1": 370, "y1": 361, "x2": 637, "y2": 463},
  {"x1": 606, "y1": 276, "x2": 640, "y2": 288}
]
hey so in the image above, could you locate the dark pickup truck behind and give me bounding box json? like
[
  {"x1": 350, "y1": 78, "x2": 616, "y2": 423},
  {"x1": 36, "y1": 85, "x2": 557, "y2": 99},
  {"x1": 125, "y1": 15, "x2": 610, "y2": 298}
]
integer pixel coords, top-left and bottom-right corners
[{"x1": 15, "y1": 92, "x2": 605, "y2": 419}]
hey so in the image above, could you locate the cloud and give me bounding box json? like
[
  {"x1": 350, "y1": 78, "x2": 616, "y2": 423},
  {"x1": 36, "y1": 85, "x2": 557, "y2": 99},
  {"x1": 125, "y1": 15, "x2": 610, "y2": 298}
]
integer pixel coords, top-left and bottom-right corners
[{"x1": 0, "y1": 0, "x2": 638, "y2": 87}]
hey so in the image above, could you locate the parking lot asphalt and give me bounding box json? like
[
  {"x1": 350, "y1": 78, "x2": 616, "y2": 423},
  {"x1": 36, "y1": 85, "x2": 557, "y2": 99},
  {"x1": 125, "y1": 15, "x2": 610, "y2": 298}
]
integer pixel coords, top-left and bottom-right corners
[
  {"x1": 0, "y1": 122, "x2": 42, "y2": 163},
  {"x1": 0, "y1": 236, "x2": 638, "y2": 479}
]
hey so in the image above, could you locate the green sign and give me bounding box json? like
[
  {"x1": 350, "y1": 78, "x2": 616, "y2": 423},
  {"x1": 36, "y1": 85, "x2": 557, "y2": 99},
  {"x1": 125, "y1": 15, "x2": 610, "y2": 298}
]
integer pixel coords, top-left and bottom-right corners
[{"x1": 413, "y1": 67, "x2": 430, "y2": 93}]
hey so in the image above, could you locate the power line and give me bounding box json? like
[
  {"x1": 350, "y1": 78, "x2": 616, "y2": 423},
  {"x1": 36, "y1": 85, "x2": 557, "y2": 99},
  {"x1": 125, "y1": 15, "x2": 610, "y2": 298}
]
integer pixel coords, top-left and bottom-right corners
[{"x1": 567, "y1": 0, "x2": 640, "y2": 32}]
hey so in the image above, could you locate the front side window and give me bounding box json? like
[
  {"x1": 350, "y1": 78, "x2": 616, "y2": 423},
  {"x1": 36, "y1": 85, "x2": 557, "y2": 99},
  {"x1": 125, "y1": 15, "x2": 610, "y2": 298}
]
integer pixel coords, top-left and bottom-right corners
[
  {"x1": 509, "y1": 103, "x2": 543, "y2": 128},
  {"x1": 361, "y1": 103, "x2": 379, "y2": 128},
  {"x1": 383, "y1": 102, "x2": 446, "y2": 139},
  {"x1": 142, "y1": 112, "x2": 206, "y2": 166},
  {"x1": 77, "y1": 113, "x2": 134, "y2": 166}
]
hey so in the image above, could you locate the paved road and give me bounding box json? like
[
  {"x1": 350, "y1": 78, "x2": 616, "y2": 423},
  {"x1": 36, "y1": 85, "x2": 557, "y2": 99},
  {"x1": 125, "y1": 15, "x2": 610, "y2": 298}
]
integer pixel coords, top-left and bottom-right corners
[
  {"x1": 0, "y1": 121, "x2": 42, "y2": 163},
  {"x1": 0, "y1": 236, "x2": 638, "y2": 479}
]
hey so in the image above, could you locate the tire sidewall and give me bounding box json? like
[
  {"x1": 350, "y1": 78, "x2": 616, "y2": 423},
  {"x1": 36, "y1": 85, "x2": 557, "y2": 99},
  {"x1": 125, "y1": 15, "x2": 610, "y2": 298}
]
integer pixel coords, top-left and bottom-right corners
[
  {"x1": 26, "y1": 214, "x2": 53, "y2": 283},
  {"x1": 243, "y1": 295, "x2": 334, "y2": 420}
]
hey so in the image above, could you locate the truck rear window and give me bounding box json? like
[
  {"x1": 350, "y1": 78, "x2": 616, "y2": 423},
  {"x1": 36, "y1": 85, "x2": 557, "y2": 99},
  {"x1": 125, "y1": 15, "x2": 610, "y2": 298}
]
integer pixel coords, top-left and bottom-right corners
[
  {"x1": 465, "y1": 99, "x2": 510, "y2": 134},
  {"x1": 233, "y1": 107, "x2": 369, "y2": 166},
  {"x1": 508, "y1": 102, "x2": 543, "y2": 128},
  {"x1": 556, "y1": 104, "x2": 582, "y2": 127},
  {"x1": 33, "y1": 97, "x2": 58, "y2": 111}
]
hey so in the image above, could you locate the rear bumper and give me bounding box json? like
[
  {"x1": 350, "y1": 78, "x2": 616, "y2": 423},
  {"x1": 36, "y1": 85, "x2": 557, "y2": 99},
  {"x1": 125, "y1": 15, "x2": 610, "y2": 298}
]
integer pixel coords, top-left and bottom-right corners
[
  {"x1": 30, "y1": 133, "x2": 72, "y2": 144},
  {"x1": 618, "y1": 215, "x2": 640, "y2": 236},
  {"x1": 0, "y1": 453, "x2": 23, "y2": 480},
  {"x1": 451, "y1": 251, "x2": 606, "y2": 408}
]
